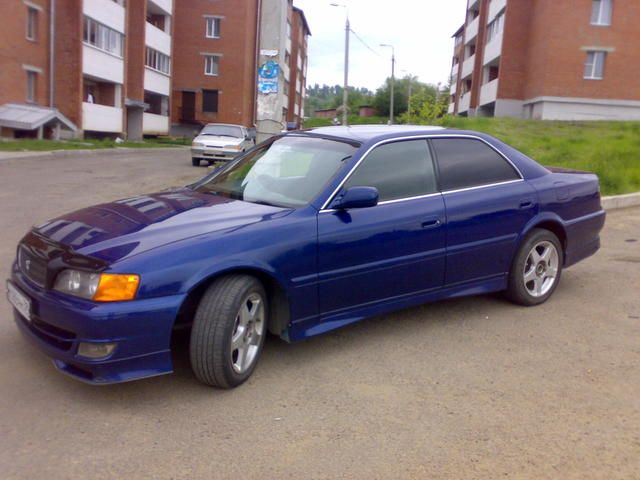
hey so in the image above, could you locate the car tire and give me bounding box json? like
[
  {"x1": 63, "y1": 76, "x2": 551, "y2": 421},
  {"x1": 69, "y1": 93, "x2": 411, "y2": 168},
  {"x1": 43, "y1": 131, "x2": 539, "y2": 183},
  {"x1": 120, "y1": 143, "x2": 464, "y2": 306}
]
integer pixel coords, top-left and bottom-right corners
[
  {"x1": 189, "y1": 275, "x2": 268, "y2": 388},
  {"x1": 192, "y1": 158, "x2": 200, "y2": 167},
  {"x1": 506, "y1": 228, "x2": 563, "y2": 306}
]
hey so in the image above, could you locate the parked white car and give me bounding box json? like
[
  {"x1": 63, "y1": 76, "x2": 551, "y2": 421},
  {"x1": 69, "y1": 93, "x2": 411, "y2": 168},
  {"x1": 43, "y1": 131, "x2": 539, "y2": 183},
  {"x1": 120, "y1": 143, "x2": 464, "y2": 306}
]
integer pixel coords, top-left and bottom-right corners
[{"x1": 191, "y1": 124, "x2": 255, "y2": 166}]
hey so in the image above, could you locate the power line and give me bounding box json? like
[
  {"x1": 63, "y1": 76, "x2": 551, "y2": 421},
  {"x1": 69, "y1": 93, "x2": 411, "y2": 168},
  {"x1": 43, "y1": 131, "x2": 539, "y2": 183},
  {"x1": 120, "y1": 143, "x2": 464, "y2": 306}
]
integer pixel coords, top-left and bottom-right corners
[{"x1": 349, "y1": 28, "x2": 383, "y2": 59}]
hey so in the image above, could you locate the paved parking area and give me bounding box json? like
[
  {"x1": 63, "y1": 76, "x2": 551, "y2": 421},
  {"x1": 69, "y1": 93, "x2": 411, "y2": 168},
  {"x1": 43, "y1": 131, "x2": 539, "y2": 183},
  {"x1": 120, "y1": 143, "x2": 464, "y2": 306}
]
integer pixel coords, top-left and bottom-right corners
[{"x1": 1, "y1": 149, "x2": 639, "y2": 479}]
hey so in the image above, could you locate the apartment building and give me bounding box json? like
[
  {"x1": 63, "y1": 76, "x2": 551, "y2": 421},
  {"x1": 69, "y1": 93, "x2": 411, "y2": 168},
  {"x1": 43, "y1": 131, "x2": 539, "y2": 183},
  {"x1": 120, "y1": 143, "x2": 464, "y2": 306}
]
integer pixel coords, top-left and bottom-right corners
[
  {"x1": 1, "y1": 0, "x2": 310, "y2": 139},
  {"x1": 0, "y1": 0, "x2": 173, "y2": 139},
  {"x1": 449, "y1": 0, "x2": 640, "y2": 120},
  {"x1": 286, "y1": 6, "x2": 311, "y2": 128}
]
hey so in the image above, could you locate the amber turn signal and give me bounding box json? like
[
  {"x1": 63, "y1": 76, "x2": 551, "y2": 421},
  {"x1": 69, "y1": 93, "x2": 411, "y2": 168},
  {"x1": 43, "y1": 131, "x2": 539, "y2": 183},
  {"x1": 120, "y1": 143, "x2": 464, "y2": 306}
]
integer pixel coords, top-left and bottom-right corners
[{"x1": 93, "y1": 274, "x2": 140, "y2": 302}]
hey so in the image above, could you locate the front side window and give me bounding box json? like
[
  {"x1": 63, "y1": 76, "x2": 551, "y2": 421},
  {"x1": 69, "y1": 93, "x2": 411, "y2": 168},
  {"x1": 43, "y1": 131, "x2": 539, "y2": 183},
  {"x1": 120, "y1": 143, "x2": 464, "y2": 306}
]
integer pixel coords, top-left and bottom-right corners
[
  {"x1": 584, "y1": 51, "x2": 606, "y2": 79},
  {"x1": 344, "y1": 140, "x2": 437, "y2": 202},
  {"x1": 591, "y1": 0, "x2": 612, "y2": 25},
  {"x1": 431, "y1": 138, "x2": 520, "y2": 191},
  {"x1": 26, "y1": 7, "x2": 37, "y2": 41},
  {"x1": 193, "y1": 136, "x2": 357, "y2": 208},
  {"x1": 206, "y1": 17, "x2": 221, "y2": 38},
  {"x1": 204, "y1": 55, "x2": 220, "y2": 76}
]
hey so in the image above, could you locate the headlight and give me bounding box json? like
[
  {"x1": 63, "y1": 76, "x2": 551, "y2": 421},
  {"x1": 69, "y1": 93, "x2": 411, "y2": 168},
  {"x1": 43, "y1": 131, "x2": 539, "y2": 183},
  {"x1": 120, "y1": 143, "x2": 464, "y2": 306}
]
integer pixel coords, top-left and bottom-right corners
[
  {"x1": 225, "y1": 144, "x2": 242, "y2": 151},
  {"x1": 54, "y1": 270, "x2": 140, "y2": 302},
  {"x1": 192, "y1": 141, "x2": 204, "y2": 147}
]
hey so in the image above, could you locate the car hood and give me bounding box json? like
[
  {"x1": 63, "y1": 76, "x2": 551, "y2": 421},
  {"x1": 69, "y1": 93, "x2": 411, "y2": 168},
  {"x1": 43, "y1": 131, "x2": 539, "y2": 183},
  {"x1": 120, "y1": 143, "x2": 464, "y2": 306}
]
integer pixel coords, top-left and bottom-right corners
[
  {"x1": 33, "y1": 188, "x2": 290, "y2": 264},
  {"x1": 194, "y1": 135, "x2": 243, "y2": 147}
]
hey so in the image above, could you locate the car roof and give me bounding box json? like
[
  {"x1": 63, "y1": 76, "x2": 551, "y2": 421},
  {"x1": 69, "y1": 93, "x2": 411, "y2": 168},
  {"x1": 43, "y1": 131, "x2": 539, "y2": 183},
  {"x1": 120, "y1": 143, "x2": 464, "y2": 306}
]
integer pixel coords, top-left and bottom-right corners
[
  {"x1": 303, "y1": 124, "x2": 450, "y2": 142},
  {"x1": 203, "y1": 123, "x2": 245, "y2": 128}
]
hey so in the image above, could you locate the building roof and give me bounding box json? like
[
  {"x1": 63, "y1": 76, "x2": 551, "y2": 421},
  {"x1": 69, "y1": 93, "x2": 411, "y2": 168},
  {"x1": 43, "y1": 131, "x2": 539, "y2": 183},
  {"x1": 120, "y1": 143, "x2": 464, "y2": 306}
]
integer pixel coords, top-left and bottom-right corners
[
  {"x1": 0, "y1": 103, "x2": 77, "y2": 131},
  {"x1": 292, "y1": 6, "x2": 312, "y2": 36},
  {"x1": 452, "y1": 24, "x2": 465, "y2": 38}
]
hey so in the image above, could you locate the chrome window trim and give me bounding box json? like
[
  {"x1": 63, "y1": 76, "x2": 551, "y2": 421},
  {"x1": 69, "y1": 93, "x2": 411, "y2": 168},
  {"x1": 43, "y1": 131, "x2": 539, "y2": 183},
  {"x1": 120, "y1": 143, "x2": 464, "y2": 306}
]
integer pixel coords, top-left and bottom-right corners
[
  {"x1": 319, "y1": 134, "x2": 524, "y2": 211},
  {"x1": 319, "y1": 192, "x2": 442, "y2": 214}
]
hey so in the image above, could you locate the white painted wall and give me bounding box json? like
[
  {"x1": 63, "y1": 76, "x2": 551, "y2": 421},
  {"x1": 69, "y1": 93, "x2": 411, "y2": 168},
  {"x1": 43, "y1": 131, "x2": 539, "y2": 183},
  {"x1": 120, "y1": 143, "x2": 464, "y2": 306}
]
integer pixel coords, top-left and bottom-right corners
[
  {"x1": 143, "y1": 113, "x2": 169, "y2": 134},
  {"x1": 465, "y1": 16, "x2": 479, "y2": 43},
  {"x1": 495, "y1": 99, "x2": 525, "y2": 117},
  {"x1": 83, "y1": 0, "x2": 125, "y2": 33},
  {"x1": 82, "y1": 103, "x2": 123, "y2": 132},
  {"x1": 525, "y1": 97, "x2": 640, "y2": 120},
  {"x1": 488, "y1": 0, "x2": 507, "y2": 22},
  {"x1": 82, "y1": 45, "x2": 124, "y2": 84},
  {"x1": 459, "y1": 92, "x2": 471, "y2": 113},
  {"x1": 144, "y1": 68, "x2": 171, "y2": 95},
  {"x1": 461, "y1": 55, "x2": 475, "y2": 79},
  {"x1": 145, "y1": 23, "x2": 172, "y2": 56}
]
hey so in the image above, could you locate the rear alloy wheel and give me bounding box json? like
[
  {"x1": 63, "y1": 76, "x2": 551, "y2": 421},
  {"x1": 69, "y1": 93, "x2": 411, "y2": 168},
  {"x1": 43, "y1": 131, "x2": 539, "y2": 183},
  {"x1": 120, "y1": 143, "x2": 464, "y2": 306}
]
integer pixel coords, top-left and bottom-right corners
[
  {"x1": 506, "y1": 229, "x2": 563, "y2": 306},
  {"x1": 189, "y1": 275, "x2": 267, "y2": 388}
]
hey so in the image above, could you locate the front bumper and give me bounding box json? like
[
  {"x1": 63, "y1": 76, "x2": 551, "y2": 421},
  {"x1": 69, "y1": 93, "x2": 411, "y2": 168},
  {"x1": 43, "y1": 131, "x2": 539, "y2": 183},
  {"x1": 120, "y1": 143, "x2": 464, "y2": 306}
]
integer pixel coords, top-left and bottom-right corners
[
  {"x1": 191, "y1": 146, "x2": 240, "y2": 162},
  {"x1": 9, "y1": 264, "x2": 186, "y2": 384}
]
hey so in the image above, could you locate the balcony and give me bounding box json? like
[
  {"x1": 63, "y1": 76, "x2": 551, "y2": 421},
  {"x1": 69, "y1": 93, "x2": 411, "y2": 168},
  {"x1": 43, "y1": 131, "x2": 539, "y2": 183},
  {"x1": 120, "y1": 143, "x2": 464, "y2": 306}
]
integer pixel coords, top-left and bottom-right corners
[
  {"x1": 484, "y1": 31, "x2": 503, "y2": 65},
  {"x1": 461, "y1": 55, "x2": 475, "y2": 79},
  {"x1": 450, "y1": 77, "x2": 458, "y2": 95},
  {"x1": 83, "y1": 0, "x2": 125, "y2": 33},
  {"x1": 448, "y1": 102, "x2": 455, "y2": 114},
  {"x1": 479, "y1": 78, "x2": 499, "y2": 106},
  {"x1": 488, "y1": 0, "x2": 507, "y2": 22},
  {"x1": 148, "y1": 0, "x2": 172, "y2": 15},
  {"x1": 143, "y1": 112, "x2": 169, "y2": 135},
  {"x1": 82, "y1": 45, "x2": 124, "y2": 84},
  {"x1": 465, "y1": 16, "x2": 479, "y2": 43},
  {"x1": 459, "y1": 92, "x2": 471, "y2": 113},
  {"x1": 467, "y1": 0, "x2": 480, "y2": 10},
  {"x1": 145, "y1": 22, "x2": 172, "y2": 56},
  {"x1": 144, "y1": 67, "x2": 170, "y2": 96},
  {"x1": 82, "y1": 103, "x2": 123, "y2": 132}
]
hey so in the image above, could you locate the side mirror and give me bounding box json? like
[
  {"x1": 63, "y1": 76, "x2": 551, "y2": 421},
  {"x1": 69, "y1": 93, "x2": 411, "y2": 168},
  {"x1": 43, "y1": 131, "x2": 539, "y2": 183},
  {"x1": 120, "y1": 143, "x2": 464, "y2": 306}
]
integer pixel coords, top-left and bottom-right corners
[{"x1": 331, "y1": 186, "x2": 379, "y2": 210}]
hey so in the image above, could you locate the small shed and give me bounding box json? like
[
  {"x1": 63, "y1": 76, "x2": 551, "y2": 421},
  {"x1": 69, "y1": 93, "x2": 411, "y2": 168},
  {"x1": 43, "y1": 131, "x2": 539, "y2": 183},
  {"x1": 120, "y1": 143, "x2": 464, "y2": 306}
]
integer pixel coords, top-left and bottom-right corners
[{"x1": 0, "y1": 103, "x2": 77, "y2": 139}]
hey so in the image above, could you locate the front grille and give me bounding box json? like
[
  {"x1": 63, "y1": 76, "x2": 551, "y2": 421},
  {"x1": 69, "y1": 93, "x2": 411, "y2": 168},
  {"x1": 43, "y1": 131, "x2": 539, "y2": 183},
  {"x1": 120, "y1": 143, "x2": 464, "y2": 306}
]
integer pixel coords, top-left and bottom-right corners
[
  {"x1": 18, "y1": 246, "x2": 48, "y2": 287},
  {"x1": 16, "y1": 311, "x2": 76, "y2": 351}
]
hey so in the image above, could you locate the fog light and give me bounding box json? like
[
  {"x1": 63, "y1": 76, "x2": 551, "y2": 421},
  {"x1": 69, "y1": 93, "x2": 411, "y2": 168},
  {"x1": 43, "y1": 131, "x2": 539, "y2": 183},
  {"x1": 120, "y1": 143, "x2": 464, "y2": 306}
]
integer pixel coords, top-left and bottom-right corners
[{"x1": 77, "y1": 342, "x2": 117, "y2": 359}]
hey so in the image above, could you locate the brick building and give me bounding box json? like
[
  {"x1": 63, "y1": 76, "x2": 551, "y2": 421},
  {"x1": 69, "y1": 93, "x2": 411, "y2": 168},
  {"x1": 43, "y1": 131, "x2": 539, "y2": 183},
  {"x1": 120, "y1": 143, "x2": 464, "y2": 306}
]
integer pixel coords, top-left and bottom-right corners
[
  {"x1": 449, "y1": 0, "x2": 640, "y2": 120},
  {"x1": 286, "y1": 6, "x2": 311, "y2": 128},
  {"x1": 0, "y1": 0, "x2": 310, "y2": 139}
]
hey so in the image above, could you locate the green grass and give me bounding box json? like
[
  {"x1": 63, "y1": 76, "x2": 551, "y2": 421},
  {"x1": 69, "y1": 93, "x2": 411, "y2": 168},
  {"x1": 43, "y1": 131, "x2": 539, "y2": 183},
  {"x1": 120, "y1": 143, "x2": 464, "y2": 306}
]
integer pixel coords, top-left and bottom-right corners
[
  {"x1": 304, "y1": 116, "x2": 640, "y2": 196},
  {"x1": 0, "y1": 137, "x2": 190, "y2": 152}
]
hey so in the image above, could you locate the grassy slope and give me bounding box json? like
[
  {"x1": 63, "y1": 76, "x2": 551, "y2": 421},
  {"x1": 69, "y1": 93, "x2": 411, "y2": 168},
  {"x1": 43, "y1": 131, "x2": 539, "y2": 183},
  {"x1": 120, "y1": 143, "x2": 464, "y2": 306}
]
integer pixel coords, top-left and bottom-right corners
[{"x1": 303, "y1": 116, "x2": 640, "y2": 195}]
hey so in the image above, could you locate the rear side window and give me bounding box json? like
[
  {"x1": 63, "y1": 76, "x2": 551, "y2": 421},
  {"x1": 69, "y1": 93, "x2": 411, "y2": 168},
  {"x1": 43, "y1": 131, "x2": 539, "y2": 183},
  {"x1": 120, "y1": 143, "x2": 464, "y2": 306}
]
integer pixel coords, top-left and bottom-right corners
[
  {"x1": 344, "y1": 140, "x2": 437, "y2": 202},
  {"x1": 431, "y1": 138, "x2": 520, "y2": 191}
]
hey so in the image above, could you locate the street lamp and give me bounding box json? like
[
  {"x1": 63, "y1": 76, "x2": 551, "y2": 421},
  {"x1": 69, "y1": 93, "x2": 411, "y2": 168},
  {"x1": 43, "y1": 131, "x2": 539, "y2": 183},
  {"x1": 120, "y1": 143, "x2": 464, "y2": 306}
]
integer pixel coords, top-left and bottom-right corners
[
  {"x1": 331, "y1": 2, "x2": 349, "y2": 126},
  {"x1": 380, "y1": 43, "x2": 395, "y2": 124}
]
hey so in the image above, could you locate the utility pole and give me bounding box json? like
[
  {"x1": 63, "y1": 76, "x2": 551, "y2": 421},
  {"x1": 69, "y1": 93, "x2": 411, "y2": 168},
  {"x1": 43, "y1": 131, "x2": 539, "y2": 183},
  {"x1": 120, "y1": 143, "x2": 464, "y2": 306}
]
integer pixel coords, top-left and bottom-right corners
[
  {"x1": 332, "y1": 3, "x2": 350, "y2": 126},
  {"x1": 380, "y1": 44, "x2": 395, "y2": 124}
]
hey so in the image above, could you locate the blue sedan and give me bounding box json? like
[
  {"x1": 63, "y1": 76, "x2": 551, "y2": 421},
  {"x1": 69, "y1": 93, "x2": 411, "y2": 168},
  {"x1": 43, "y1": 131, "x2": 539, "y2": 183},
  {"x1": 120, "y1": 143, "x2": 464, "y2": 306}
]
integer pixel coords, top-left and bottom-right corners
[{"x1": 7, "y1": 126, "x2": 606, "y2": 388}]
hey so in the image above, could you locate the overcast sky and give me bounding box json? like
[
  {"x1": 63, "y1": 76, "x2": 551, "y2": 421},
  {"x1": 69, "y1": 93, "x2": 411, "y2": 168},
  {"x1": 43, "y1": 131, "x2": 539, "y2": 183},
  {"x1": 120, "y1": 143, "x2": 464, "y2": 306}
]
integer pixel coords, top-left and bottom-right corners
[{"x1": 293, "y1": 0, "x2": 468, "y2": 91}]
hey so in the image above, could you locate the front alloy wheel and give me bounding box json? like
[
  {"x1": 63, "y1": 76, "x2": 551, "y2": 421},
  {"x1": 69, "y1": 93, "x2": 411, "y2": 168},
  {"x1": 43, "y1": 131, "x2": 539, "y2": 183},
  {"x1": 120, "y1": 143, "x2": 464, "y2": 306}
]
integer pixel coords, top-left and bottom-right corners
[{"x1": 190, "y1": 275, "x2": 268, "y2": 388}]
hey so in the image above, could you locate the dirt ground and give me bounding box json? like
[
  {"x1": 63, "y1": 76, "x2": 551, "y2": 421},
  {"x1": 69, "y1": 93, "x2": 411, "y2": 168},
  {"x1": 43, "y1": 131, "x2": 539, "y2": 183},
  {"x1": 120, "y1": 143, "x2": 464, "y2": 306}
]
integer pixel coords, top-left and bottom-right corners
[{"x1": 0, "y1": 149, "x2": 638, "y2": 479}]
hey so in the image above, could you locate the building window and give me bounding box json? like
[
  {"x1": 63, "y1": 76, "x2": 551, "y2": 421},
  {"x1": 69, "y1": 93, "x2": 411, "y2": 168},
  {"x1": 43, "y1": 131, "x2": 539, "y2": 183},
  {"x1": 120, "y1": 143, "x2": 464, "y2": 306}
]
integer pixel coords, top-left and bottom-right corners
[
  {"x1": 287, "y1": 20, "x2": 292, "y2": 39},
  {"x1": 205, "y1": 17, "x2": 221, "y2": 38},
  {"x1": 145, "y1": 47, "x2": 170, "y2": 74},
  {"x1": 486, "y1": 12, "x2": 504, "y2": 43},
  {"x1": 26, "y1": 7, "x2": 38, "y2": 41},
  {"x1": 591, "y1": 0, "x2": 613, "y2": 25},
  {"x1": 284, "y1": 51, "x2": 291, "y2": 65},
  {"x1": 83, "y1": 16, "x2": 124, "y2": 57},
  {"x1": 584, "y1": 51, "x2": 606, "y2": 79},
  {"x1": 284, "y1": 80, "x2": 290, "y2": 96},
  {"x1": 202, "y1": 90, "x2": 219, "y2": 113},
  {"x1": 26, "y1": 71, "x2": 37, "y2": 103},
  {"x1": 204, "y1": 55, "x2": 220, "y2": 76}
]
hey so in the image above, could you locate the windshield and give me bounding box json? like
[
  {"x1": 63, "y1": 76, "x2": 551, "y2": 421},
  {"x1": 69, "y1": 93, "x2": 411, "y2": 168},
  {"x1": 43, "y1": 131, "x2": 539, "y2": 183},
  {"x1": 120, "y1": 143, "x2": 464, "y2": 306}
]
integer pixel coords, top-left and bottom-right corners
[
  {"x1": 191, "y1": 136, "x2": 358, "y2": 208},
  {"x1": 200, "y1": 125, "x2": 243, "y2": 138}
]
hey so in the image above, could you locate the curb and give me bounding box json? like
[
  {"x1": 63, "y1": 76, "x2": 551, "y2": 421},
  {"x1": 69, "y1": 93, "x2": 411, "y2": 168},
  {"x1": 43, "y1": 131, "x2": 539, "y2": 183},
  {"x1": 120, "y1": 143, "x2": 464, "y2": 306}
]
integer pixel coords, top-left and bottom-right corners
[
  {"x1": 0, "y1": 146, "x2": 189, "y2": 161},
  {"x1": 601, "y1": 192, "x2": 640, "y2": 211}
]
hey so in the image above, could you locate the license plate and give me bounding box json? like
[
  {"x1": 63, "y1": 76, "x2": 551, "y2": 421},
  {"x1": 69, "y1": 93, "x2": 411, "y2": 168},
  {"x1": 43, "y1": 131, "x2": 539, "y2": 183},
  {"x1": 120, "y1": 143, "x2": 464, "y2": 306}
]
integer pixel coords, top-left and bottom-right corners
[{"x1": 7, "y1": 282, "x2": 31, "y2": 322}]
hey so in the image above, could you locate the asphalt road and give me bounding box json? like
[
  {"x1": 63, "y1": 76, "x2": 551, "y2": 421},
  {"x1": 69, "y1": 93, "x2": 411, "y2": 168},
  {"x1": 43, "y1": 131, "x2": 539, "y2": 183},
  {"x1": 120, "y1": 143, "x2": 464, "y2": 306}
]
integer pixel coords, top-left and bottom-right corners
[{"x1": 1, "y1": 149, "x2": 639, "y2": 479}]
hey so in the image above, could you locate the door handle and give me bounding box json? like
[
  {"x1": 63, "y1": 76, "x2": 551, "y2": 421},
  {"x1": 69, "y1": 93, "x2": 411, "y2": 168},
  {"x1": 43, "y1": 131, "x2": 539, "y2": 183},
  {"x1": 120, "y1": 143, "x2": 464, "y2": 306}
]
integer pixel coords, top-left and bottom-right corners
[
  {"x1": 519, "y1": 200, "x2": 534, "y2": 209},
  {"x1": 421, "y1": 218, "x2": 442, "y2": 229}
]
